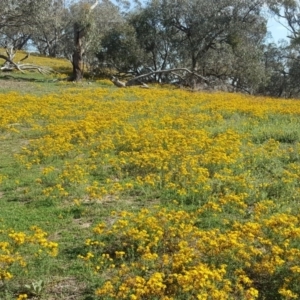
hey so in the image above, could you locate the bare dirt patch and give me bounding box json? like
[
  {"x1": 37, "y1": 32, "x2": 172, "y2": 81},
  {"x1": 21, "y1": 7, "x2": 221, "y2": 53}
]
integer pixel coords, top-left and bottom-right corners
[
  {"x1": 46, "y1": 277, "x2": 87, "y2": 300},
  {"x1": 0, "y1": 78, "x2": 38, "y2": 93}
]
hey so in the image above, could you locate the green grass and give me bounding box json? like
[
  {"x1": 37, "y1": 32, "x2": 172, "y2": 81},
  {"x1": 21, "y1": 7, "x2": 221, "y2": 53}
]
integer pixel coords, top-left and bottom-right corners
[
  {"x1": 0, "y1": 97, "x2": 149, "y2": 299},
  {"x1": 0, "y1": 76, "x2": 118, "y2": 299},
  {"x1": 1, "y1": 71, "x2": 300, "y2": 299}
]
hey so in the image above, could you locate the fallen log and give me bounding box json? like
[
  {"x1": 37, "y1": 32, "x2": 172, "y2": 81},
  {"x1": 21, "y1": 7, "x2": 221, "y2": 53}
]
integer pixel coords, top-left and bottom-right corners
[{"x1": 111, "y1": 68, "x2": 209, "y2": 88}]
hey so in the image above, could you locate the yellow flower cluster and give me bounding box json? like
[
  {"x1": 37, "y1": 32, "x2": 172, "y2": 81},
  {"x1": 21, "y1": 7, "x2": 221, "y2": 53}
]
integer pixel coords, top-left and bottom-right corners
[
  {"x1": 0, "y1": 174, "x2": 7, "y2": 184},
  {"x1": 1, "y1": 85, "x2": 300, "y2": 298},
  {"x1": 81, "y1": 206, "x2": 300, "y2": 299},
  {"x1": 16, "y1": 294, "x2": 28, "y2": 300},
  {"x1": 0, "y1": 226, "x2": 58, "y2": 282},
  {"x1": 1, "y1": 87, "x2": 298, "y2": 207}
]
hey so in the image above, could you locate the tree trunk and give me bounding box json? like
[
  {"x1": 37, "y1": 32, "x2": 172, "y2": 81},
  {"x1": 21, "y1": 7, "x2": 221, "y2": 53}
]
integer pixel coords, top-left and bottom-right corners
[
  {"x1": 71, "y1": 1, "x2": 98, "y2": 81},
  {"x1": 72, "y1": 23, "x2": 84, "y2": 81}
]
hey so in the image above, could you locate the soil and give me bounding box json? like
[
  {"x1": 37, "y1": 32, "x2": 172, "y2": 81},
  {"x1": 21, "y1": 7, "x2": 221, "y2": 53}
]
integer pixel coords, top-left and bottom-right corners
[{"x1": 0, "y1": 77, "x2": 37, "y2": 93}]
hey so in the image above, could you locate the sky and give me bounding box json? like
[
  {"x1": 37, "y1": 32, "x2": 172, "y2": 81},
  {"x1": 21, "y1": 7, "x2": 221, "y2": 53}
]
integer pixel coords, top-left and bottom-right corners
[{"x1": 267, "y1": 17, "x2": 290, "y2": 44}]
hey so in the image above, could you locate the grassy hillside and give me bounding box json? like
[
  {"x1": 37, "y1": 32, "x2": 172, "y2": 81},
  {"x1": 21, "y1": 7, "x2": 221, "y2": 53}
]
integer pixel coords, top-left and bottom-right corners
[
  {"x1": 0, "y1": 49, "x2": 73, "y2": 95},
  {"x1": 1, "y1": 56, "x2": 300, "y2": 299},
  {"x1": 0, "y1": 49, "x2": 72, "y2": 72}
]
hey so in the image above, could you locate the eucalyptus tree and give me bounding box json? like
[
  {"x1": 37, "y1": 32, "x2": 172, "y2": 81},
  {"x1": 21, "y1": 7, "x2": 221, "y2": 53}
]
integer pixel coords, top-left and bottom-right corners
[
  {"x1": 156, "y1": 0, "x2": 267, "y2": 71},
  {"x1": 0, "y1": 0, "x2": 49, "y2": 49},
  {"x1": 0, "y1": 0, "x2": 120, "y2": 79},
  {"x1": 84, "y1": 0, "x2": 126, "y2": 75},
  {"x1": 258, "y1": 42, "x2": 289, "y2": 97},
  {"x1": 0, "y1": 29, "x2": 31, "y2": 50},
  {"x1": 266, "y1": 0, "x2": 300, "y2": 97},
  {"x1": 225, "y1": 16, "x2": 268, "y2": 93},
  {"x1": 67, "y1": 0, "x2": 126, "y2": 81},
  {"x1": 268, "y1": 0, "x2": 300, "y2": 41},
  {"x1": 128, "y1": 2, "x2": 179, "y2": 80},
  {"x1": 30, "y1": 0, "x2": 71, "y2": 57},
  {"x1": 0, "y1": 0, "x2": 54, "y2": 72},
  {"x1": 0, "y1": 0, "x2": 43, "y2": 30},
  {"x1": 97, "y1": 22, "x2": 145, "y2": 74},
  {"x1": 112, "y1": 0, "x2": 268, "y2": 90},
  {"x1": 97, "y1": 2, "x2": 175, "y2": 77}
]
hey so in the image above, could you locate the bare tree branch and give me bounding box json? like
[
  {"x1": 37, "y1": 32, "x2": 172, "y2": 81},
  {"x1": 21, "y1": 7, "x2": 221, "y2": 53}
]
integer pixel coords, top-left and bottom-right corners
[
  {"x1": 19, "y1": 53, "x2": 29, "y2": 62},
  {"x1": 111, "y1": 76, "x2": 126, "y2": 87},
  {"x1": 0, "y1": 51, "x2": 54, "y2": 75},
  {"x1": 125, "y1": 68, "x2": 209, "y2": 86},
  {"x1": 111, "y1": 68, "x2": 209, "y2": 88},
  {"x1": 0, "y1": 54, "x2": 24, "y2": 72},
  {"x1": 90, "y1": 0, "x2": 99, "y2": 11}
]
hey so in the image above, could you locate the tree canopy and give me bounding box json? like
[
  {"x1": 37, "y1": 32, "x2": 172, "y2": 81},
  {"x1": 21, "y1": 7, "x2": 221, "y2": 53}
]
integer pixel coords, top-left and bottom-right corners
[{"x1": 1, "y1": 0, "x2": 300, "y2": 96}]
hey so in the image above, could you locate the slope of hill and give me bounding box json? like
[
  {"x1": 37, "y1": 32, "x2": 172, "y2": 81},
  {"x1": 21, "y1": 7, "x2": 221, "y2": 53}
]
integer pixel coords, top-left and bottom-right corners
[{"x1": 1, "y1": 56, "x2": 300, "y2": 299}]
